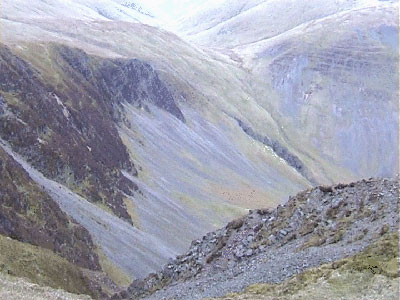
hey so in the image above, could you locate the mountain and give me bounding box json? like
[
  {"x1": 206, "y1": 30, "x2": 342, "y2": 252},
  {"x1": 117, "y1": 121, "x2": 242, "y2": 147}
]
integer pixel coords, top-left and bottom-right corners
[
  {"x1": 0, "y1": 31, "x2": 310, "y2": 286},
  {"x1": 0, "y1": 0, "x2": 398, "y2": 298},
  {"x1": 4, "y1": 0, "x2": 157, "y2": 24},
  {"x1": 176, "y1": 0, "x2": 394, "y2": 47},
  {"x1": 177, "y1": 0, "x2": 399, "y2": 179},
  {"x1": 1, "y1": 0, "x2": 312, "y2": 282}
]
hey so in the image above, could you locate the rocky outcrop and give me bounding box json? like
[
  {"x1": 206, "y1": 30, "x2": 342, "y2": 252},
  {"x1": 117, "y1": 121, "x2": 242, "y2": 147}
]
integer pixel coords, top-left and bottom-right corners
[
  {"x1": 55, "y1": 45, "x2": 185, "y2": 122},
  {"x1": 120, "y1": 1, "x2": 154, "y2": 17},
  {"x1": 236, "y1": 118, "x2": 315, "y2": 184},
  {"x1": 114, "y1": 177, "x2": 399, "y2": 299}
]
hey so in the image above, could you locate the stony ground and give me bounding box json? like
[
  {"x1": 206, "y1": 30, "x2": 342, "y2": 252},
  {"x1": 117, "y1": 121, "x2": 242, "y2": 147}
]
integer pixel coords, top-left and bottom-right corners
[
  {"x1": 0, "y1": 273, "x2": 91, "y2": 300},
  {"x1": 113, "y1": 177, "x2": 399, "y2": 300},
  {"x1": 212, "y1": 233, "x2": 399, "y2": 300}
]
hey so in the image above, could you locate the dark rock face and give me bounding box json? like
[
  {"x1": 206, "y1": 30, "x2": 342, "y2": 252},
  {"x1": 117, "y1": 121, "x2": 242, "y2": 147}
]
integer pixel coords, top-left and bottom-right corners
[
  {"x1": 114, "y1": 177, "x2": 399, "y2": 299},
  {"x1": 120, "y1": 1, "x2": 154, "y2": 17},
  {"x1": 56, "y1": 45, "x2": 185, "y2": 122},
  {"x1": 0, "y1": 146, "x2": 100, "y2": 271},
  {"x1": 0, "y1": 44, "x2": 183, "y2": 224},
  {"x1": 235, "y1": 118, "x2": 315, "y2": 184}
]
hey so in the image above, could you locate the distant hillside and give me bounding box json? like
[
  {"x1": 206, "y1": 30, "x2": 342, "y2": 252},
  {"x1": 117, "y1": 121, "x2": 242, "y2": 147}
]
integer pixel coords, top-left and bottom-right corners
[{"x1": 177, "y1": 0, "x2": 399, "y2": 180}]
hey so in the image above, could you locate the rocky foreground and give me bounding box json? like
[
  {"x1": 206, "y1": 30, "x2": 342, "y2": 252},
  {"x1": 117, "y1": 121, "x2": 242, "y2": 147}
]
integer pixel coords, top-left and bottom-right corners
[
  {"x1": 0, "y1": 273, "x2": 91, "y2": 300},
  {"x1": 113, "y1": 177, "x2": 399, "y2": 300},
  {"x1": 213, "y1": 232, "x2": 399, "y2": 300}
]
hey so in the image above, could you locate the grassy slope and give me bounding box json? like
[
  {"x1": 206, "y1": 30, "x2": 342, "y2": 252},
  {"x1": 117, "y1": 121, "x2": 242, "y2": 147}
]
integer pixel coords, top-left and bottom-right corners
[
  {"x1": 0, "y1": 144, "x2": 101, "y2": 271},
  {"x1": 96, "y1": 247, "x2": 132, "y2": 289},
  {"x1": 0, "y1": 137, "x2": 129, "y2": 297},
  {"x1": 0, "y1": 234, "x2": 97, "y2": 298}
]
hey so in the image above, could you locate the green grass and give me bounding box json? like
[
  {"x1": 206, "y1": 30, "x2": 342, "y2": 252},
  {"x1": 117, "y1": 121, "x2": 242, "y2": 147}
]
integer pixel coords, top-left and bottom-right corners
[
  {"x1": 96, "y1": 247, "x2": 132, "y2": 290},
  {"x1": 0, "y1": 234, "x2": 96, "y2": 298}
]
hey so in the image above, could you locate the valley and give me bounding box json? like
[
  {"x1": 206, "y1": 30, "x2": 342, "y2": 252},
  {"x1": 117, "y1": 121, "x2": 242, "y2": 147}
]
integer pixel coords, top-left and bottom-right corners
[{"x1": 0, "y1": 0, "x2": 398, "y2": 299}]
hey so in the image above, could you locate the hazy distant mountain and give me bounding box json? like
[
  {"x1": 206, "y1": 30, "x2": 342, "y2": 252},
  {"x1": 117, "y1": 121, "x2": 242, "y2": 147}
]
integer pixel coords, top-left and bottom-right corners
[
  {"x1": 176, "y1": 0, "x2": 399, "y2": 179},
  {"x1": 176, "y1": 0, "x2": 396, "y2": 47},
  {"x1": 3, "y1": 0, "x2": 158, "y2": 24}
]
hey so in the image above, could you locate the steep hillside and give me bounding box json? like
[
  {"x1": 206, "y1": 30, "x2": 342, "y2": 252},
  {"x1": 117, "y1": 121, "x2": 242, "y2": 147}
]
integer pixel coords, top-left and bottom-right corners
[
  {"x1": 114, "y1": 177, "x2": 399, "y2": 299},
  {"x1": 0, "y1": 40, "x2": 311, "y2": 281},
  {"x1": 0, "y1": 146, "x2": 107, "y2": 297},
  {"x1": 0, "y1": 146, "x2": 99, "y2": 270},
  {"x1": 1, "y1": 0, "x2": 317, "y2": 280},
  {"x1": 1, "y1": 0, "x2": 354, "y2": 186},
  {"x1": 0, "y1": 44, "x2": 139, "y2": 224},
  {"x1": 0, "y1": 43, "x2": 207, "y2": 279},
  {"x1": 235, "y1": 2, "x2": 399, "y2": 179}
]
